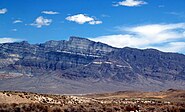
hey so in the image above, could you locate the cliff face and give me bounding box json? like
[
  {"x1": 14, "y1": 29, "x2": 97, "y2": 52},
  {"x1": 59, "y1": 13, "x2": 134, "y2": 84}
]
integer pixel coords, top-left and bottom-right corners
[
  {"x1": 39, "y1": 36, "x2": 115, "y2": 56},
  {"x1": 0, "y1": 36, "x2": 185, "y2": 93},
  {"x1": 61, "y1": 47, "x2": 185, "y2": 82},
  {"x1": 0, "y1": 37, "x2": 116, "y2": 75}
]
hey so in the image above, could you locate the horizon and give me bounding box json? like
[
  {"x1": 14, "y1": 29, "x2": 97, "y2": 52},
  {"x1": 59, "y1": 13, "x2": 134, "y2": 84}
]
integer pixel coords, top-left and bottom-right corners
[{"x1": 0, "y1": 0, "x2": 185, "y2": 53}]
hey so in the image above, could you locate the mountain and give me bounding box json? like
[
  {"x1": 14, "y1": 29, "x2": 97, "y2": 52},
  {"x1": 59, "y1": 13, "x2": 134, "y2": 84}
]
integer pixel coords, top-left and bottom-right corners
[{"x1": 0, "y1": 36, "x2": 185, "y2": 94}]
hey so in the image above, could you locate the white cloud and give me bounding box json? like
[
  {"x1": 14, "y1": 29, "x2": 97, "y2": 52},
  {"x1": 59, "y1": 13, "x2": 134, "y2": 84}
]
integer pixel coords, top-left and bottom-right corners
[
  {"x1": 30, "y1": 16, "x2": 52, "y2": 28},
  {"x1": 0, "y1": 38, "x2": 19, "y2": 43},
  {"x1": 12, "y1": 29, "x2": 17, "y2": 32},
  {"x1": 89, "y1": 20, "x2": 102, "y2": 25},
  {"x1": 66, "y1": 14, "x2": 93, "y2": 24},
  {"x1": 151, "y1": 42, "x2": 185, "y2": 53},
  {"x1": 13, "y1": 20, "x2": 23, "y2": 24},
  {"x1": 89, "y1": 23, "x2": 185, "y2": 53},
  {"x1": 0, "y1": 8, "x2": 7, "y2": 14},
  {"x1": 66, "y1": 14, "x2": 102, "y2": 25},
  {"x1": 114, "y1": 0, "x2": 147, "y2": 7},
  {"x1": 41, "y1": 11, "x2": 59, "y2": 15}
]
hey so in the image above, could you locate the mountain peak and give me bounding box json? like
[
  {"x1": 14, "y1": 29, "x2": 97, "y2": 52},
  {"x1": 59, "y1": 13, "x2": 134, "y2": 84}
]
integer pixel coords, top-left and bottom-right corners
[
  {"x1": 69, "y1": 36, "x2": 91, "y2": 42},
  {"x1": 68, "y1": 36, "x2": 95, "y2": 46},
  {"x1": 67, "y1": 36, "x2": 116, "y2": 55},
  {"x1": 38, "y1": 36, "x2": 116, "y2": 56}
]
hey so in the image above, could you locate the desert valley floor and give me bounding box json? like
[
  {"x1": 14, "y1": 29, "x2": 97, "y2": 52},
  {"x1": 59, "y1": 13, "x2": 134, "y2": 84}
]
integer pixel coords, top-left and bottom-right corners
[{"x1": 0, "y1": 89, "x2": 185, "y2": 112}]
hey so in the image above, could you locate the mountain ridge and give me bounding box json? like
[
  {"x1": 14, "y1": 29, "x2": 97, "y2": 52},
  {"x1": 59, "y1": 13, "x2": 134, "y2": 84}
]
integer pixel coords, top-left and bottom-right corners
[{"x1": 0, "y1": 36, "x2": 185, "y2": 94}]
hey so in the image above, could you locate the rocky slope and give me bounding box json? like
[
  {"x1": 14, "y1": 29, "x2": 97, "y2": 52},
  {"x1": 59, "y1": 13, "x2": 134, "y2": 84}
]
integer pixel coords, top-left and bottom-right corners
[{"x1": 0, "y1": 36, "x2": 185, "y2": 94}]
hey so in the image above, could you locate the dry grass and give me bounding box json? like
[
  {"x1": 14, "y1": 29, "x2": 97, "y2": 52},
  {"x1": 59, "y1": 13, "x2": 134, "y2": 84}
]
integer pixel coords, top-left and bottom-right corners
[
  {"x1": 0, "y1": 90, "x2": 185, "y2": 112},
  {"x1": 0, "y1": 102, "x2": 185, "y2": 112}
]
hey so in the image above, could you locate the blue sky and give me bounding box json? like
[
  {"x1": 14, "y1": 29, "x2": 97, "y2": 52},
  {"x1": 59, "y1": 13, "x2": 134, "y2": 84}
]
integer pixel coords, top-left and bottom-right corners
[{"x1": 0, "y1": 0, "x2": 185, "y2": 53}]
